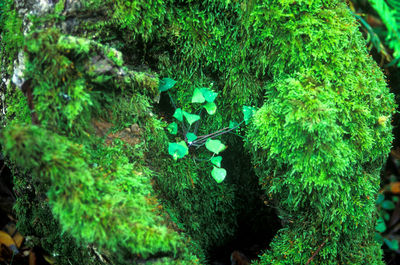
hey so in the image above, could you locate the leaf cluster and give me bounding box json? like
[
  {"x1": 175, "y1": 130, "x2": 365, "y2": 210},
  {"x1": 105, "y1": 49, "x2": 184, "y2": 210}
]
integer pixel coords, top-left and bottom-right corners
[{"x1": 160, "y1": 78, "x2": 255, "y2": 183}]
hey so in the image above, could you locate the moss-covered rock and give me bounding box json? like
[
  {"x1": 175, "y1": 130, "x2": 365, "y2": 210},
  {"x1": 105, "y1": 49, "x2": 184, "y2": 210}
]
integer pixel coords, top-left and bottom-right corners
[
  {"x1": 246, "y1": 1, "x2": 395, "y2": 264},
  {"x1": 0, "y1": 0, "x2": 396, "y2": 264}
]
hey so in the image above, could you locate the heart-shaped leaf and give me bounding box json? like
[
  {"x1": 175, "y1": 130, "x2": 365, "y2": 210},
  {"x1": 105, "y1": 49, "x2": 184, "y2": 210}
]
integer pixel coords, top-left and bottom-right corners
[
  {"x1": 203, "y1": 102, "x2": 217, "y2": 115},
  {"x1": 229, "y1": 120, "x2": 239, "y2": 129},
  {"x1": 205, "y1": 139, "x2": 226, "y2": 154},
  {"x1": 192, "y1": 88, "x2": 206, "y2": 103},
  {"x1": 182, "y1": 111, "x2": 201, "y2": 126},
  {"x1": 375, "y1": 233, "x2": 384, "y2": 244},
  {"x1": 376, "y1": 194, "x2": 385, "y2": 204},
  {"x1": 159, "y1": 78, "x2": 177, "y2": 92},
  {"x1": 383, "y1": 212, "x2": 390, "y2": 221},
  {"x1": 173, "y1": 108, "x2": 183, "y2": 122},
  {"x1": 167, "y1": 122, "x2": 178, "y2": 135},
  {"x1": 210, "y1": 156, "x2": 222, "y2": 167},
  {"x1": 384, "y1": 238, "x2": 399, "y2": 251},
  {"x1": 200, "y1": 88, "x2": 218, "y2": 102},
  {"x1": 243, "y1": 105, "x2": 256, "y2": 125},
  {"x1": 382, "y1": 200, "x2": 395, "y2": 210},
  {"x1": 376, "y1": 217, "x2": 386, "y2": 233},
  {"x1": 186, "y1": 132, "x2": 197, "y2": 143},
  {"x1": 168, "y1": 141, "x2": 188, "y2": 160},
  {"x1": 211, "y1": 167, "x2": 226, "y2": 183}
]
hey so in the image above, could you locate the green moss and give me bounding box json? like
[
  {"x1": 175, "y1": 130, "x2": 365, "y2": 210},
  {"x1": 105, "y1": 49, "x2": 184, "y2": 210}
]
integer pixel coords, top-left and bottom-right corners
[
  {"x1": 246, "y1": 1, "x2": 395, "y2": 264},
  {"x1": 0, "y1": 0, "x2": 23, "y2": 74},
  {"x1": 152, "y1": 155, "x2": 237, "y2": 251},
  {"x1": 3, "y1": 24, "x2": 201, "y2": 264},
  {"x1": 11, "y1": 165, "x2": 102, "y2": 265},
  {"x1": 5, "y1": 84, "x2": 31, "y2": 125},
  {"x1": 1, "y1": 0, "x2": 396, "y2": 264},
  {"x1": 1, "y1": 124, "x2": 197, "y2": 264}
]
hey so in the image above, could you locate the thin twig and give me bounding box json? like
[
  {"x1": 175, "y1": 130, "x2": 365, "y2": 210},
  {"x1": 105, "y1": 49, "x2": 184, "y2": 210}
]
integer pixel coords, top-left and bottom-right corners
[
  {"x1": 191, "y1": 121, "x2": 244, "y2": 146},
  {"x1": 167, "y1": 91, "x2": 177, "y2": 109},
  {"x1": 305, "y1": 241, "x2": 326, "y2": 265}
]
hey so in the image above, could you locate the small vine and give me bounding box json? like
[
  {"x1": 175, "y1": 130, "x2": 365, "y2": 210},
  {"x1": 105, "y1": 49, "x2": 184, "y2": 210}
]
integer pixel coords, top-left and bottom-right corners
[{"x1": 158, "y1": 77, "x2": 256, "y2": 183}]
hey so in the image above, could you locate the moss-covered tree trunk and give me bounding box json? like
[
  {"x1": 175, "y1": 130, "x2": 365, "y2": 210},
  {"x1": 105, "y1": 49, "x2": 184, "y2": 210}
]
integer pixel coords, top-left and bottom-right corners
[{"x1": 0, "y1": 0, "x2": 395, "y2": 264}]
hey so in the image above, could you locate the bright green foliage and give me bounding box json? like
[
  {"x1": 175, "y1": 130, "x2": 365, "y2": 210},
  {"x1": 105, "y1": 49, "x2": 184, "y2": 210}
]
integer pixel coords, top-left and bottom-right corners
[
  {"x1": 0, "y1": 0, "x2": 23, "y2": 74},
  {"x1": 1, "y1": 0, "x2": 397, "y2": 264},
  {"x1": 182, "y1": 110, "x2": 201, "y2": 126},
  {"x1": 23, "y1": 29, "x2": 100, "y2": 133},
  {"x1": 375, "y1": 193, "x2": 400, "y2": 251},
  {"x1": 169, "y1": 141, "x2": 189, "y2": 160},
  {"x1": 10, "y1": 162, "x2": 103, "y2": 265},
  {"x1": 246, "y1": 1, "x2": 395, "y2": 264},
  {"x1": 210, "y1": 156, "x2": 222, "y2": 167},
  {"x1": 192, "y1": 88, "x2": 206, "y2": 103},
  {"x1": 203, "y1": 102, "x2": 217, "y2": 115},
  {"x1": 211, "y1": 167, "x2": 226, "y2": 183},
  {"x1": 205, "y1": 139, "x2": 226, "y2": 155},
  {"x1": 162, "y1": 84, "x2": 247, "y2": 184},
  {"x1": 112, "y1": 0, "x2": 167, "y2": 41},
  {"x1": 367, "y1": 0, "x2": 400, "y2": 66},
  {"x1": 159, "y1": 77, "x2": 177, "y2": 92},
  {"x1": 242, "y1": 106, "x2": 257, "y2": 125},
  {"x1": 2, "y1": 21, "x2": 199, "y2": 263},
  {"x1": 149, "y1": 155, "x2": 237, "y2": 253},
  {"x1": 173, "y1": 108, "x2": 184, "y2": 122},
  {"x1": 168, "y1": 122, "x2": 178, "y2": 135},
  {"x1": 22, "y1": 28, "x2": 158, "y2": 135},
  {"x1": 186, "y1": 132, "x2": 197, "y2": 143},
  {"x1": 4, "y1": 85, "x2": 31, "y2": 125},
  {"x1": 1, "y1": 125, "x2": 196, "y2": 264},
  {"x1": 200, "y1": 88, "x2": 218, "y2": 103}
]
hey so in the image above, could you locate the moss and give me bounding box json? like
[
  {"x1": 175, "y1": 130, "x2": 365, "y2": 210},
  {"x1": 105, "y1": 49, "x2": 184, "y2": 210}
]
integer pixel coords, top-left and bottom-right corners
[
  {"x1": 11, "y1": 164, "x2": 102, "y2": 265},
  {"x1": 151, "y1": 155, "x2": 237, "y2": 251},
  {"x1": 3, "y1": 23, "x2": 200, "y2": 264},
  {"x1": 0, "y1": 0, "x2": 23, "y2": 75},
  {"x1": 246, "y1": 1, "x2": 395, "y2": 264},
  {"x1": 1, "y1": 124, "x2": 197, "y2": 264},
  {"x1": 4, "y1": 84, "x2": 31, "y2": 125},
  {"x1": 1, "y1": 0, "x2": 396, "y2": 264}
]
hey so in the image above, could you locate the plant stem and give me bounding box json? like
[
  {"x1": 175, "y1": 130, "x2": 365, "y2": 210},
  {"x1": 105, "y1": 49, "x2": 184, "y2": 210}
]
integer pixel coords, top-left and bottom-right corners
[
  {"x1": 167, "y1": 91, "x2": 177, "y2": 109},
  {"x1": 190, "y1": 120, "x2": 245, "y2": 147}
]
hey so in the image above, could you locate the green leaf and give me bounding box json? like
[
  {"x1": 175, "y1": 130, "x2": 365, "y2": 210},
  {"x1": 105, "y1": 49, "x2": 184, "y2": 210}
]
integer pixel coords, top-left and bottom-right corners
[
  {"x1": 384, "y1": 238, "x2": 399, "y2": 251},
  {"x1": 376, "y1": 194, "x2": 385, "y2": 205},
  {"x1": 376, "y1": 217, "x2": 386, "y2": 233},
  {"x1": 383, "y1": 211, "x2": 390, "y2": 221},
  {"x1": 159, "y1": 78, "x2": 177, "y2": 92},
  {"x1": 243, "y1": 105, "x2": 256, "y2": 125},
  {"x1": 173, "y1": 108, "x2": 183, "y2": 122},
  {"x1": 375, "y1": 233, "x2": 384, "y2": 244},
  {"x1": 211, "y1": 167, "x2": 226, "y2": 183},
  {"x1": 186, "y1": 132, "x2": 197, "y2": 143},
  {"x1": 200, "y1": 88, "x2": 218, "y2": 102},
  {"x1": 182, "y1": 111, "x2": 201, "y2": 126},
  {"x1": 168, "y1": 141, "x2": 188, "y2": 160},
  {"x1": 192, "y1": 88, "x2": 205, "y2": 103},
  {"x1": 167, "y1": 122, "x2": 178, "y2": 135},
  {"x1": 382, "y1": 200, "x2": 395, "y2": 210},
  {"x1": 229, "y1": 120, "x2": 239, "y2": 129},
  {"x1": 203, "y1": 102, "x2": 217, "y2": 115},
  {"x1": 210, "y1": 156, "x2": 222, "y2": 167},
  {"x1": 205, "y1": 139, "x2": 226, "y2": 154}
]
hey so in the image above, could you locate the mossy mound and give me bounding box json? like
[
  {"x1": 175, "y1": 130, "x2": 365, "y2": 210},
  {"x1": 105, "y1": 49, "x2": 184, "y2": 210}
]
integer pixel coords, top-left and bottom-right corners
[
  {"x1": 246, "y1": 1, "x2": 395, "y2": 264},
  {"x1": 0, "y1": 0, "x2": 396, "y2": 264}
]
